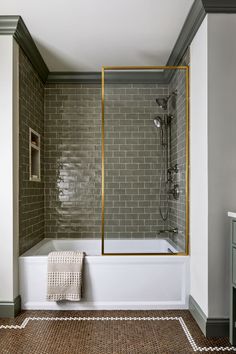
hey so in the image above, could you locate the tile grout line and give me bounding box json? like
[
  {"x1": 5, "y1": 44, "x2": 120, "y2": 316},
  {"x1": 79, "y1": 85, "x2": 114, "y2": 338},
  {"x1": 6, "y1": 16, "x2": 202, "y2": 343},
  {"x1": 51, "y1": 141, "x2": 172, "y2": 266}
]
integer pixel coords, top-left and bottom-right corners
[{"x1": 0, "y1": 316, "x2": 235, "y2": 352}]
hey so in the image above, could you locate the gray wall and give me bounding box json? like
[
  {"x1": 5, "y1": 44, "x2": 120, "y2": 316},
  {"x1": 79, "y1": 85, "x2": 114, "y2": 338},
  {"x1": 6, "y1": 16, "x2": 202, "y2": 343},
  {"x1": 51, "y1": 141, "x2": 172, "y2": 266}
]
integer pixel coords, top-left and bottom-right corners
[
  {"x1": 208, "y1": 14, "x2": 236, "y2": 318},
  {"x1": 19, "y1": 48, "x2": 44, "y2": 255},
  {"x1": 190, "y1": 13, "x2": 236, "y2": 319}
]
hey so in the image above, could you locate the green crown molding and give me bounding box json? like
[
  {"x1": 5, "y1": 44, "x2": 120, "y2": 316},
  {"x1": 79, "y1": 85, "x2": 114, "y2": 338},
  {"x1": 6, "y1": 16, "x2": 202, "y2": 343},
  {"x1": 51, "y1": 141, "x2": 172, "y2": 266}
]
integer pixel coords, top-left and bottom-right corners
[
  {"x1": 167, "y1": 0, "x2": 236, "y2": 67},
  {"x1": 0, "y1": 16, "x2": 19, "y2": 34},
  {"x1": 47, "y1": 72, "x2": 101, "y2": 84},
  {"x1": 0, "y1": 16, "x2": 49, "y2": 83},
  {"x1": 166, "y1": 0, "x2": 205, "y2": 67},
  {"x1": 1, "y1": 1, "x2": 236, "y2": 84},
  {"x1": 46, "y1": 71, "x2": 166, "y2": 85},
  {"x1": 202, "y1": 0, "x2": 236, "y2": 13}
]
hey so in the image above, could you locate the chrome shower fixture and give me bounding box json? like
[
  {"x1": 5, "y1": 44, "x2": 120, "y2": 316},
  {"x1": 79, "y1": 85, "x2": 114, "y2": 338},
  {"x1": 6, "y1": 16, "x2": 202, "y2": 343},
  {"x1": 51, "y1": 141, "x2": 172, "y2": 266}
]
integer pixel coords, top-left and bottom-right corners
[
  {"x1": 156, "y1": 97, "x2": 169, "y2": 110},
  {"x1": 153, "y1": 116, "x2": 165, "y2": 146},
  {"x1": 167, "y1": 164, "x2": 179, "y2": 183},
  {"x1": 169, "y1": 184, "x2": 180, "y2": 200},
  {"x1": 156, "y1": 90, "x2": 177, "y2": 110},
  {"x1": 157, "y1": 227, "x2": 178, "y2": 235},
  {"x1": 168, "y1": 164, "x2": 179, "y2": 174},
  {"x1": 153, "y1": 115, "x2": 173, "y2": 128},
  {"x1": 153, "y1": 115, "x2": 173, "y2": 147},
  {"x1": 153, "y1": 116, "x2": 162, "y2": 128}
]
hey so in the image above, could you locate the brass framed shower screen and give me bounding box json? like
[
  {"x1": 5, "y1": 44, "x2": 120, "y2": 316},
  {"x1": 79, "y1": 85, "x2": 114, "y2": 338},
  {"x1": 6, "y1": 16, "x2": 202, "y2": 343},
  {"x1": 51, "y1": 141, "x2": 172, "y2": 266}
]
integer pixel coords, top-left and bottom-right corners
[{"x1": 101, "y1": 66, "x2": 189, "y2": 256}]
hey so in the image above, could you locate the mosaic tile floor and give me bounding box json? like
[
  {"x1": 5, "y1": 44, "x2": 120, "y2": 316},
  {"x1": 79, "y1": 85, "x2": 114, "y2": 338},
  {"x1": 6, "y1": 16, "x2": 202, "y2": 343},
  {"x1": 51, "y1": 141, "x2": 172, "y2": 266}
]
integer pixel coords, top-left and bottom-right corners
[{"x1": 0, "y1": 310, "x2": 234, "y2": 354}]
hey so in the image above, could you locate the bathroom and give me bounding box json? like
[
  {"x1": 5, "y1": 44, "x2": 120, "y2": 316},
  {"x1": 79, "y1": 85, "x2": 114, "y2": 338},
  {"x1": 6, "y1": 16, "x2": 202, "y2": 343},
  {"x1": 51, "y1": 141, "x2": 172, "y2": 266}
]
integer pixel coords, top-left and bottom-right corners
[{"x1": 1, "y1": 1, "x2": 236, "y2": 353}]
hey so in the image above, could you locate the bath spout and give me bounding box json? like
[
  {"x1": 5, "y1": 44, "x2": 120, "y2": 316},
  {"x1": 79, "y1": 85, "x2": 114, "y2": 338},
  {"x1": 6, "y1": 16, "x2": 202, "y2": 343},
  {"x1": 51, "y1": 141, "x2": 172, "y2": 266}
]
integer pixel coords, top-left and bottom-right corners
[{"x1": 157, "y1": 227, "x2": 178, "y2": 235}]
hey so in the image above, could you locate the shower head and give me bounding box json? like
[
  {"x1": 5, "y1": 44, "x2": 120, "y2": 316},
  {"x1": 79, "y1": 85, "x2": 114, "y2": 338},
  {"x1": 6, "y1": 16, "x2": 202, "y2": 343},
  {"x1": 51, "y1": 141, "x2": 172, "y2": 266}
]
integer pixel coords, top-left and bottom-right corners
[
  {"x1": 153, "y1": 116, "x2": 162, "y2": 128},
  {"x1": 156, "y1": 90, "x2": 177, "y2": 110},
  {"x1": 156, "y1": 97, "x2": 170, "y2": 111}
]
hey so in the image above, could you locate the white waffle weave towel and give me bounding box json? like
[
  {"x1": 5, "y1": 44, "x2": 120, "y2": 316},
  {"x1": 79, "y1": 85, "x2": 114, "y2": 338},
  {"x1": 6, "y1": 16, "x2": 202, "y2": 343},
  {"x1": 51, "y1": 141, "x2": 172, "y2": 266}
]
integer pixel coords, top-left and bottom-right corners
[{"x1": 47, "y1": 251, "x2": 84, "y2": 302}]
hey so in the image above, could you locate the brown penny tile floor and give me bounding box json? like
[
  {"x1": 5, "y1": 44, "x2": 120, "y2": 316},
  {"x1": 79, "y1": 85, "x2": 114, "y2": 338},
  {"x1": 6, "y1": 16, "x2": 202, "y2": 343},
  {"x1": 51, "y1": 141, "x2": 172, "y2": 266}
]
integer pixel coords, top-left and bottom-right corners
[{"x1": 0, "y1": 310, "x2": 234, "y2": 354}]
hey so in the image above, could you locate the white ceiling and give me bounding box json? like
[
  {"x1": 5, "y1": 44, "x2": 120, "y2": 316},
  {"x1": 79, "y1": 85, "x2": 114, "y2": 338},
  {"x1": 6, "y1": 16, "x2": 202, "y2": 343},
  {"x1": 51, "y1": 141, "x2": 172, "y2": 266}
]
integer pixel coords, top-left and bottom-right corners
[{"x1": 0, "y1": 0, "x2": 194, "y2": 71}]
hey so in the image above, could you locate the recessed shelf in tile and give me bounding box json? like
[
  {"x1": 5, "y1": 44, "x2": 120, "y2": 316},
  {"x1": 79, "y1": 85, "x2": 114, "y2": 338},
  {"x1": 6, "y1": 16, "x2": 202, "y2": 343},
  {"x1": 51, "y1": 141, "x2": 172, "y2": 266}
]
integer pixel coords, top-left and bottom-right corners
[{"x1": 29, "y1": 128, "x2": 41, "y2": 182}]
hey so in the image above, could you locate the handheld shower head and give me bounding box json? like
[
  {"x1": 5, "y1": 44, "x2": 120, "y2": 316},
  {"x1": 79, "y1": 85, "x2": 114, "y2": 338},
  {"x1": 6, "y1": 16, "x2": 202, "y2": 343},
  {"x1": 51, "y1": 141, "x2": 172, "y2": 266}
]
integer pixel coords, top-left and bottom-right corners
[
  {"x1": 153, "y1": 116, "x2": 162, "y2": 128},
  {"x1": 153, "y1": 115, "x2": 173, "y2": 147},
  {"x1": 153, "y1": 116, "x2": 165, "y2": 146}
]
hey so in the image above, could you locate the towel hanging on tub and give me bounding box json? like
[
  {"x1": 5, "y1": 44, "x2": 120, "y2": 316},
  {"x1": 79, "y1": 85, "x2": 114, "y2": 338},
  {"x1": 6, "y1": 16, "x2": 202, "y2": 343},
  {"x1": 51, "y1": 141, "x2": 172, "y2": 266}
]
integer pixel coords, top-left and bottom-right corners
[{"x1": 47, "y1": 251, "x2": 84, "y2": 302}]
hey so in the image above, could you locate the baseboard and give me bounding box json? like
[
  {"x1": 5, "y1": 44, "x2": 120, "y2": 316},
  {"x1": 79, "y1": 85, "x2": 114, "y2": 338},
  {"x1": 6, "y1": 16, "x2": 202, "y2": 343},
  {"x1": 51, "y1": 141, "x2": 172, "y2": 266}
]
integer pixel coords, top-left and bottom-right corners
[
  {"x1": 0, "y1": 295, "x2": 21, "y2": 318},
  {"x1": 189, "y1": 295, "x2": 207, "y2": 334},
  {"x1": 206, "y1": 318, "x2": 229, "y2": 338},
  {"x1": 189, "y1": 295, "x2": 229, "y2": 338},
  {"x1": 22, "y1": 300, "x2": 189, "y2": 311}
]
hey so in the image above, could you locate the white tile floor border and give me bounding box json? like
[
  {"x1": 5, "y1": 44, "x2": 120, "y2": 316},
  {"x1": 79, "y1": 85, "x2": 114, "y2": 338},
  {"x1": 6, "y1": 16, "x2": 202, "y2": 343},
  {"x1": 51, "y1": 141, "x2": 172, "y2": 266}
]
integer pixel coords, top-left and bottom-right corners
[{"x1": 0, "y1": 316, "x2": 235, "y2": 352}]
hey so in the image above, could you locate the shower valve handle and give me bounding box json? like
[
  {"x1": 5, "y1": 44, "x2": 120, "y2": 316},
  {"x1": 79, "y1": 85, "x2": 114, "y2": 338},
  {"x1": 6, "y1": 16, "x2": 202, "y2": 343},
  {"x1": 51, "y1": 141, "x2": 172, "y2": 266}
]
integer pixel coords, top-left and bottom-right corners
[
  {"x1": 169, "y1": 184, "x2": 180, "y2": 200},
  {"x1": 168, "y1": 164, "x2": 179, "y2": 174}
]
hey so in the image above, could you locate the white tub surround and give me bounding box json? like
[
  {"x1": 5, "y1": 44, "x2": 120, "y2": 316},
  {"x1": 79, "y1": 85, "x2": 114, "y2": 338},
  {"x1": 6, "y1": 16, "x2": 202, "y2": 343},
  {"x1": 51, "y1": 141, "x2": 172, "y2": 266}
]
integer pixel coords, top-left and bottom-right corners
[
  {"x1": 23, "y1": 238, "x2": 182, "y2": 256},
  {"x1": 228, "y1": 212, "x2": 236, "y2": 219},
  {"x1": 19, "y1": 239, "x2": 189, "y2": 310}
]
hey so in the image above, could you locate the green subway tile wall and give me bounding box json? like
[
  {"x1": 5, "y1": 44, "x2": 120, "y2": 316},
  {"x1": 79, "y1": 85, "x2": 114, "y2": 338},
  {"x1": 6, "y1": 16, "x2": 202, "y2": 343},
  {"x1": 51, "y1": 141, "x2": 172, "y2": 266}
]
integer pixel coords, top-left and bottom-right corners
[
  {"x1": 44, "y1": 84, "x2": 101, "y2": 238},
  {"x1": 168, "y1": 50, "x2": 189, "y2": 251},
  {"x1": 44, "y1": 82, "x2": 170, "y2": 239},
  {"x1": 19, "y1": 48, "x2": 44, "y2": 255},
  {"x1": 104, "y1": 83, "x2": 169, "y2": 239},
  {"x1": 19, "y1": 64, "x2": 188, "y2": 249}
]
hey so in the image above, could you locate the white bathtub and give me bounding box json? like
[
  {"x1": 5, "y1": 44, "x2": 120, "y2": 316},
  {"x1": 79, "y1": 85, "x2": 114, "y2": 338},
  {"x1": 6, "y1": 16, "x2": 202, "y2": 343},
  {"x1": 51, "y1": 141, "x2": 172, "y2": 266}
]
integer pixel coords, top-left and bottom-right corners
[{"x1": 19, "y1": 238, "x2": 189, "y2": 310}]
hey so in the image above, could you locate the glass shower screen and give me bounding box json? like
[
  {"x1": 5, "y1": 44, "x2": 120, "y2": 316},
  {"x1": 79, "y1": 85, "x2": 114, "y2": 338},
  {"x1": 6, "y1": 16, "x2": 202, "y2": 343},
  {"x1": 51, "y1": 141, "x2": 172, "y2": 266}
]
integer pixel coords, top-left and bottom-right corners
[{"x1": 101, "y1": 66, "x2": 189, "y2": 255}]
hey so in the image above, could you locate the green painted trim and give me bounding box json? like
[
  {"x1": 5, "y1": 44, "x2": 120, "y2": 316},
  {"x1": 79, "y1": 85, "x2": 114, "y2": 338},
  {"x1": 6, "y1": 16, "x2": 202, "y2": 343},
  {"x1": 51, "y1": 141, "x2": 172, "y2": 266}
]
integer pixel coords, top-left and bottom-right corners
[
  {"x1": 167, "y1": 0, "x2": 206, "y2": 67},
  {"x1": 0, "y1": 16, "x2": 19, "y2": 34},
  {"x1": 2, "y1": 1, "x2": 236, "y2": 84},
  {"x1": 229, "y1": 218, "x2": 236, "y2": 344},
  {"x1": 47, "y1": 72, "x2": 101, "y2": 84},
  {"x1": 167, "y1": 0, "x2": 236, "y2": 68},
  {"x1": 189, "y1": 295, "x2": 229, "y2": 338},
  {"x1": 46, "y1": 71, "x2": 167, "y2": 84},
  {"x1": 0, "y1": 295, "x2": 21, "y2": 318},
  {"x1": 43, "y1": 0, "x2": 236, "y2": 83},
  {"x1": 203, "y1": 0, "x2": 236, "y2": 13},
  {"x1": 0, "y1": 16, "x2": 49, "y2": 83},
  {"x1": 206, "y1": 318, "x2": 229, "y2": 338}
]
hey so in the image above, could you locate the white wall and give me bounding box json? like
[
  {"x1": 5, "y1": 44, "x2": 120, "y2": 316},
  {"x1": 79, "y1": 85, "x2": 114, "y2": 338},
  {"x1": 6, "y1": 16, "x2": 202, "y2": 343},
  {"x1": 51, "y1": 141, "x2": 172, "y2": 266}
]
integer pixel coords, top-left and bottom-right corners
[
  {"x1": 190, "y1": 17, "x2": 209, "y2": 316},
  {"x1": 0, "y1": 36, "x2": 19, "y2": 302},
  {"x1": 13, "y1": 39, "x2": 19, "y2": 299},
  {"x1": 207, "y1": 14, "x2": 236, "y2": 318}
]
